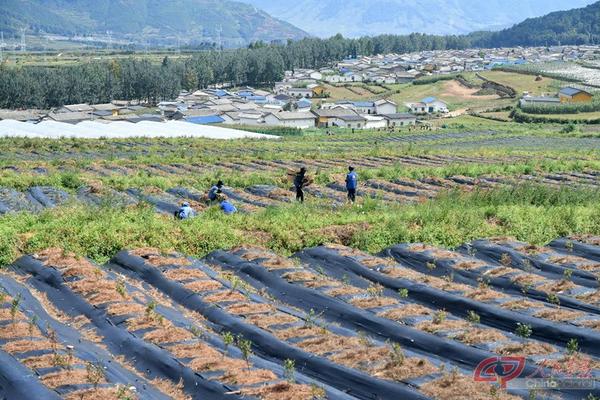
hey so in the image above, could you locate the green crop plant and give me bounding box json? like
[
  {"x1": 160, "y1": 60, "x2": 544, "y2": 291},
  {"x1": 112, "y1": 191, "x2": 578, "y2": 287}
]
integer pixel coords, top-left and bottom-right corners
[
  {"x1": 433, "y1": 310, "x2": 447, "y2": 324},
  {"x1": 467, "y1": 310, "x2": 481, "y2": 324},
  {"x1": 567, "y1": 338, "x2": 579, "y2": 355},
  {"x1": 284, "y1": 359, "x2": 296, "y2": 383},
  {"x1": 516, "y1": 323, "x2": 532, "y2": 339},
  {"x1": 236, "y1": 336, "x2": 253, "y2": 369},
  {"x1": 10, "y1": 293, "x2": 21, "y2": 322},
  {"x1": 398, "y1": 288, "x2": 409, "y2": 298},
  {"x1": 222, "y1": 331, "x2": 234, "y2": 357},
  {"x1": 86, "y1": 362, "x2": 105, "y2": 391}
]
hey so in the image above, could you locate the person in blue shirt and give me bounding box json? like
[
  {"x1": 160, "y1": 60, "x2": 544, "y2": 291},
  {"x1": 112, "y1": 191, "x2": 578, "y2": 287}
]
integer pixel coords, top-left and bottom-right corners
[
  {"x1": 220, "y1": 200, "x2": 237, "y2": 215},
  {"x1": 208, "y1": 180, "x2": 224, "y2": 202},
  {"x1": 175, "y1": 202, "x2": 195, "y2": 220},
  {"x1": 345, "y1": 166, "x2": 358, "y2": 203}
]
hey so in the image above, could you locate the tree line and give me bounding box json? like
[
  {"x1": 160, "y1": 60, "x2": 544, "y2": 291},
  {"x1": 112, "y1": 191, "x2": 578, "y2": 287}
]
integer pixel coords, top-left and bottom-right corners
[
  {"x1": 1, "y1": 11, "x2": 599, "y2": 110},
  {"x1": 0, "y1": 34, "x2": 472, "y2": 109}
]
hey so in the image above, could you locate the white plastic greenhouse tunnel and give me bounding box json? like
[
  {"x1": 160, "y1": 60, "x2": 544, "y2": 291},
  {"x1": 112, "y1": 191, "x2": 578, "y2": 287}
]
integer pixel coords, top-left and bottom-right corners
[{"x1": 0, "y1": 119, "x2": 280, "y2": 140}]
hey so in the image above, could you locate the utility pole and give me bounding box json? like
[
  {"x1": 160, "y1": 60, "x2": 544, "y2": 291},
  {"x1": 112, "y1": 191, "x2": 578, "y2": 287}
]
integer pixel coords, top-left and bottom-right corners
[
  {"x1": 107, "y1": 30, "x2": 113, "y2": 52},
  {"x1": 20, "y1": 27, "x2": 26, "y2": 54},
  {"x1": 217, "y1": 25, "x2": 222, "y2": 50},
  {"x1": 0, "y1": 31, "x2": 5, "y2": 63}
]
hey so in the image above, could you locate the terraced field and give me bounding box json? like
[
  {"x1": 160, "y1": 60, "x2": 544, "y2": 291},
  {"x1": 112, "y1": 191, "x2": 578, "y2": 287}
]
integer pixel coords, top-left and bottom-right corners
[
  {"x1": 3, "y1": 235, "x2": 600, "y2": 399},
  {"x1": 2, "y1": 164, "x2": 600, "y2": 216}
]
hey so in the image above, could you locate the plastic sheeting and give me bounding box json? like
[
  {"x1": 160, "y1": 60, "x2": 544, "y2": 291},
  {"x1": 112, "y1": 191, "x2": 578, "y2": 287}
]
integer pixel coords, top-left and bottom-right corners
[{"x1": 0, "y1": 119, "x2": 279, "y2": 140}]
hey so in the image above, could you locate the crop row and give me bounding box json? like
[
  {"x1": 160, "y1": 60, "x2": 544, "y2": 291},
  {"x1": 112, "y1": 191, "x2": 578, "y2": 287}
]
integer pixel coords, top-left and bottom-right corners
[
  {"x1": 1, "y1": 169, "x2": 600, "y2": 216},
  {"x1": 4, "y1": 235, "x2": 600, "y2": 398}
]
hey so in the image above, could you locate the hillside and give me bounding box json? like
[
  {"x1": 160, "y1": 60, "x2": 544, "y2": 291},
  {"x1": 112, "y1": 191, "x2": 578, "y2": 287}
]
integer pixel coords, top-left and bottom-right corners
[
  {"x1": 240, "y1": 0, "x2": 596, "y2": 38},
  {"x1": 0, "y1": 0, "x2": 308, "y2": 47},
  {"x1": 474, "y1": 1, "x2": 600, "y2": 47}
]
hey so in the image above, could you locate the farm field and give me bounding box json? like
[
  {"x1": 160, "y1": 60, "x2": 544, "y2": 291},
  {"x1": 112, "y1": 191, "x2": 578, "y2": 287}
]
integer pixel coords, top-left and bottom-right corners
[{"x1": 1, "y1": 122, "x2": 600, "y2": 399}]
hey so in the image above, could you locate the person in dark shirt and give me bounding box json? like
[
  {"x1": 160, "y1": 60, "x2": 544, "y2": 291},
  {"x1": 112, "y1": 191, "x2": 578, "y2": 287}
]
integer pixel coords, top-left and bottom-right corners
[
  {"x1": 294, "y1": 167, "x2": 307, "y2": 203},
  {"x1": 208, "y1": 180, "x2": 224, "y2": 202}
]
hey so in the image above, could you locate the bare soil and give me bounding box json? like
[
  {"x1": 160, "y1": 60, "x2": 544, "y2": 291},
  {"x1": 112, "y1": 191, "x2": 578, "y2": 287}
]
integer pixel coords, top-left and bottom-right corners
[
  {"x1": 421, "y1": 372, "x2": 519, "y2": 400},
  {"x1": 349, "y1": 297, "x2": 398, "y2": 309},
  {"x1": 454, "y1": 328, "x2": 507, "y2": 345},
  {"x1": 377, "y1": 304, "x2": 432, "y2": 320},
  {"x1": 498, "y1": 342, "x2": 555, "y2": 356},
  {"x1": 534, "y1": 308, "x2": 584, "y2": 322}
]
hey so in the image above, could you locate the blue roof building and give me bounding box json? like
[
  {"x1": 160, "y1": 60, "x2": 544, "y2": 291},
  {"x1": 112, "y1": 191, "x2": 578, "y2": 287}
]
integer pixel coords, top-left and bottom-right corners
[{"x1": 186, "y1": 115, "x2": 225, "y2": 125}]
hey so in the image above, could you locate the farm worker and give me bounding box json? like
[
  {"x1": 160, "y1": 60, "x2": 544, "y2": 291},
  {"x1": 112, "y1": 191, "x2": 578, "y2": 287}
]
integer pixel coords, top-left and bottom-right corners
[
  {"x1": 345, "y1": 166, "x2": 358, "y2": 202},
  {"x1": 175, "y1": 202, "x2": 195, "y2": 220},
  {"x1": 220, "y1": 200, "x2": 237, "y2": 215},
  {"x1": 208, "y1": 180, "x2": 224, "y2": 202},
  {"x1": 294, "y1": 167, "x2": 307, "y2": 203}
]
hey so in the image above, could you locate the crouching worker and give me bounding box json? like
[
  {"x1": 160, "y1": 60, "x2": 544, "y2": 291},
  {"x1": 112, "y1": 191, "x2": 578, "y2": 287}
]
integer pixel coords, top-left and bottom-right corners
[
  {"x1": 294, "y1": 167, "x2": 307, "y2": 203},
  {"x1": 220, "y1": 200, "x2": 237, "y2": 215},
  {"x1": 208, "y1": 180, "x2": 224, "y2": 202},
  {"x1": 175, "y1": 202, "x2": 196, "y2": 220}
]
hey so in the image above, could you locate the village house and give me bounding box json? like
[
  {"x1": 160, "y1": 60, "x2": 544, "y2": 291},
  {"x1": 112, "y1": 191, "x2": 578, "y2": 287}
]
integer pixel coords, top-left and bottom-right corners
[
  {"x1": 374, "y1": 99, "x2": 397, "y2": 114},
  {"x1": 381, "y1": 113, "x2": 417, "y2": 127},
  {"x1": 263, "y1": 112, "x2": 316, "y2": 129},
  {"x1": 410, "y1": 97, "x2": 449, "y2": 114},
  {"x1": 363, "y1": 115, "x2": 387, "y2": 129},
  {"x1": 312, "y1": 108, "x2": 368, "y2": 129},
  {"x1": 238, "y1": 112, "x2": 263, "y2": 126},
  {"x1": 520, "y1": 95, "x2": 561, "y2": 107},
  {"x1": 288, "y1": 88, "x2": 315, "y2": 98},
  {"x1": 559, "y1": 87, "x2": 593, "y2": 103}
]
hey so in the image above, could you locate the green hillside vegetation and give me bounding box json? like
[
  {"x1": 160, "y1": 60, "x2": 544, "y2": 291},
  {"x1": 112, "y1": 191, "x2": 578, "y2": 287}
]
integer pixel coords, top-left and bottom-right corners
[
  {"x1": 473, "y1": 1, "x2": 600, "y2": 47},
  {"x1": 0, "y1": 0, "x2": 307, "y2": 46}
]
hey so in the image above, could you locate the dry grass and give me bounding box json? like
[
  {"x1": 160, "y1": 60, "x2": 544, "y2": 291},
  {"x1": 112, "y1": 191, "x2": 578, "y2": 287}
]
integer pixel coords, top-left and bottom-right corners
[
  {"x1": 511, "y1": 273, "x2": 546, "y2": 287},
  {"x1": 107, "y1": 302, "x2": 146, "y2": 316},
  {"x1": 483, "y1": 267, "x2": 514, "y2": 277},
  {"x1": 500, "y1": 299, "x2": 540, "y2": 310},
  {"x1": 576, "y1": 289, "x2": 600, "y2": 304},
  {"x1": 164, "y1": 268, "x2": 208, "y2": 281},
  {"x1": 144, "y1": 326, "x2": 194, "y2": 344},
  {"x1": 318, "y1": 223, "x2": 370, "y2": 246},
  {"x1": 149, "y1": 378, "x2": 191, "y2": 400},
  {"x1": 454, "y1": 260, "x2": 487, "y2": 270},
  {"x1": 297, "y1": 335, "x2": 361, "y2": 355},
  {"x1": 282, "y1": 271, "x2": 319, "y2": 282},
  {"x1": 188, "y1": 353, "x2": 246, "y2": 372},
  {"x1": 465, "y1": 288, "x2": 507, "y2": 302},
  {"x1": 325, "y1": 286, "x2": 363, "y2": 297},
  {"x1": 498, "y1": 342, "x2": 555, "y2": 356},
  {"x1": 42, "y1": 368, "x2": 95, "y2": 388},
  {"x1": 330, "y1": 346, "x2": 389, "y2": 370},
  {"x1": 0, "y1": 322, "x2": 40, "y2": 339},
  {"x1": 223, "y1": 368, "x2": 277, "y2": 386},
  {"x1": 276, "y1": 326, "x2": 326, "y2": 341},
  {"x1": 69, "y1": 279, "x2": 122, "y2": 305},
  {"x1": 203, "y1": 290, "x2": 247, "y2": 303},
  {"x1": 377, "y1": 304, "x2": 432, "y2": 320},
  {"x1": 168, "y1": 342, "x2": 220, "y2": 359},
  {"x1": 454, "y1": 328, "x2": 507, "y2": 345},
  {"x1": 375, "y1": 357, "x2": 437, "y2": 381},
  {"x1": 64, "y1": 387, "x2": 138, "y2": 400},
  {"x1": 421, "y1": 372, "x2": 519, "y2": 400},
  {"x1": 184, "y1": 280, "x2": 223, "y2": 292},
  {"x1": 22, "y1": 353, "x2": 70, "y2": 369},
  {"x1": 349, "y1": 296, "x2": 398, "y2": 309},
  {"x1": 3, "y1": 339, "x2": 53, "y2": 354},
  {"x1": 227, "y1": 302, "x2": 274, "y2": 315},
  {"x1": 537, "y1": 280, "x2": 576, "y2": 294},
  {"x1": 417, "y1": 319, "x2": 470, "y2": 333},
  {"x1": 245, "y1": 313, "x2": 298, "y2": 330},
  {"x1": 130, "y1": 248, "x2": 191, "y2": 267},
  {"x1": 241, "y1": 382, "x2": 321, "y2": 400},
  {"x1": 534, "y1": 308, "x2": 584, "y2": 322}
]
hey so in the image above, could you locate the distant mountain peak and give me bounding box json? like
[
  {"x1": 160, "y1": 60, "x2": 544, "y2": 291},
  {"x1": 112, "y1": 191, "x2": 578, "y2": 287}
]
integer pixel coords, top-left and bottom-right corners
[
  {"x1": 239, "y1": 0, "x2": 598, "y2": 37},
  {"x1": 0, "y1": 0, "x2": 308, "y2": 47}
]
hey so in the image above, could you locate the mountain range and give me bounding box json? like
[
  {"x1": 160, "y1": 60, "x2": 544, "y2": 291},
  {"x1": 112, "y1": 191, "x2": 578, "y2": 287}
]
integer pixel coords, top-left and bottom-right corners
[
  {"x1": 239, "y1": 0, "x2": 597, "y2": 38},
  {"x1": 0, "y1": 0, "x2": 308, "y2": 46}
]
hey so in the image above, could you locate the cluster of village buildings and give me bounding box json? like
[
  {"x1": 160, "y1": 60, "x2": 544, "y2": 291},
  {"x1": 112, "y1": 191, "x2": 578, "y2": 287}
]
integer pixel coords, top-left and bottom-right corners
[{"x1": 2, "y1": 45, "x2": 597, "y2": 128}]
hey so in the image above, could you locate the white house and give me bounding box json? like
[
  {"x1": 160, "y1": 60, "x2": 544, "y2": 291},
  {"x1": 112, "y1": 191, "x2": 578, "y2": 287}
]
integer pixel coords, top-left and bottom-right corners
[
  {"x1": 288, "y1": 88, "x2": 314, "y2": 98},
  {"x1": 381, "y1": 113, "x2": 417, "y2": 127},
  {"x1": 328, "y1": 114, "x2": 367, "y2": 129},
  {"x1": 374, "y1": 99, "x2": 397, "y2": 115},
  {"x1": 238, "y1": 112, "x2": 263, "y2": 126},
  {"x1": 263, "y1": 112, "x2": 316, "y2": 129},
  {"x1": 363, "y1": 115, "x2": 387, "y2": 129},
  {"x1": 410, "y1": 97, "x2": 448, "y2": 114}
]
